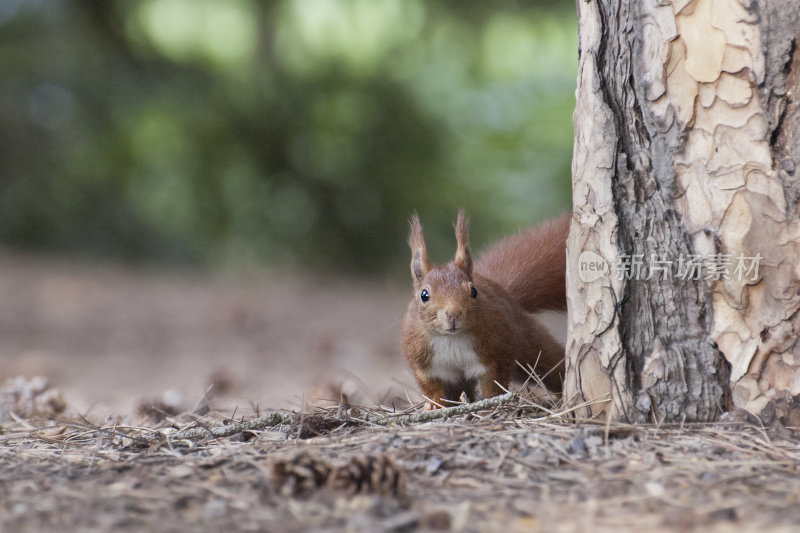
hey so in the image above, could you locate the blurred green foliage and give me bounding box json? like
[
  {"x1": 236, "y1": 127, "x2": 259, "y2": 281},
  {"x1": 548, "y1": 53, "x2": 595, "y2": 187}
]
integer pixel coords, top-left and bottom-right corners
[{"x1": 0, "y1": 0, "x2": 576, "y2": 272}]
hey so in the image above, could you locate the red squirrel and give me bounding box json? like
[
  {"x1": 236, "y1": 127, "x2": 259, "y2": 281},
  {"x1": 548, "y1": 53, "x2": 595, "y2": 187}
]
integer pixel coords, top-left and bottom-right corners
[{"x1": 401, "y1": 210, "x2": 569, "y2": 408}]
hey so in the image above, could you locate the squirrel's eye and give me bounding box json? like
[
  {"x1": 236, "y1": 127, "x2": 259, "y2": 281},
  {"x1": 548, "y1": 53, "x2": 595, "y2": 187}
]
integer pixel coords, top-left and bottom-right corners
[
  {"x1": 470, "y1": 286, "x2": 478, "y2": 299},
  {"x1": 420, "y1": 289, "x2": 430, "y2": 303}
]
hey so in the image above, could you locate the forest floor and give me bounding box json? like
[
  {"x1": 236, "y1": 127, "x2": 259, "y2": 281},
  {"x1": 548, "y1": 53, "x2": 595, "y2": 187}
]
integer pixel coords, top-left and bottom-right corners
[
  {"x1": 2, "y1": 394, "x2": 800, "y2": 532},
  {"x1": 1, "y1": 252, "x2": 799, "y2": 532}
]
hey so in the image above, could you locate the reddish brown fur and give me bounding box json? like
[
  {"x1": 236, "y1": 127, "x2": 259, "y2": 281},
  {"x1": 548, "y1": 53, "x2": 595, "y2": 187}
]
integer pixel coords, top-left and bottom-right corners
[
  {"x1": 475, "y1": 212, "x2": 570, "y2": 312},
  {"x1": 453, "y1": 209, "x2": 472, "y2": 275},
  {"x1": 408, "y1": 214, "x2": 430, "y2": 282},
  {"x1": 402, "y1": 212, "x2": 567, "y2": 407}
]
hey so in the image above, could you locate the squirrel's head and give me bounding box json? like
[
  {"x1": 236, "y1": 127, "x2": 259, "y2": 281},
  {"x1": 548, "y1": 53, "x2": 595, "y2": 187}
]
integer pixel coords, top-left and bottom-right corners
[{"x1": 408, "y1": 210, "x2": 479, "y2": 335}]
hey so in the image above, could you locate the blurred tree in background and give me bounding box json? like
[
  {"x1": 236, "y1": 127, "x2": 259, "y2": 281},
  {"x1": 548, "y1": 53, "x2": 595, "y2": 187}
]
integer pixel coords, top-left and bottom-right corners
[{"x1": 0, "y1": 0, "x2": 576, "y2": 272}]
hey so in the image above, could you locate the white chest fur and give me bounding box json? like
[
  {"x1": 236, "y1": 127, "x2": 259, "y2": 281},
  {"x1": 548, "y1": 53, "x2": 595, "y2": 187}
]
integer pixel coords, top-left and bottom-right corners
[{"x1": 429, "y1": 335, "x2": 486, "y2": 384}]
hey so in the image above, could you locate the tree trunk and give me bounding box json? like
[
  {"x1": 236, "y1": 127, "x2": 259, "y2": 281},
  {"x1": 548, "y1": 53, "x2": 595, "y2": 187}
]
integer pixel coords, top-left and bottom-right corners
[{"x1": 565, "y1": 0, "x2": 800, "y2": 423}]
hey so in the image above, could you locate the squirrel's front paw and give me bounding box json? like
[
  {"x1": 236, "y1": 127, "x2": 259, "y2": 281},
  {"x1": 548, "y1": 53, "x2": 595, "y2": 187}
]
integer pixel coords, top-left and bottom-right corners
[{"x1": 424, "y1": 401, "x2": 441, "y2": 411}]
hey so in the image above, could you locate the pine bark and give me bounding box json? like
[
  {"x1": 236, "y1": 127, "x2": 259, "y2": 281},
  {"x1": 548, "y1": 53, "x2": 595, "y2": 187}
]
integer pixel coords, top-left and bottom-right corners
[{"x1": 566, "y1": 0, "x2": 800, "y2": 423}]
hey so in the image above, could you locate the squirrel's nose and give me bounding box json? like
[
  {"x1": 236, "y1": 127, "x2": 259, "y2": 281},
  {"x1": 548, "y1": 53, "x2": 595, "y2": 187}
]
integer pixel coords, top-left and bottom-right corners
[{"x1": 446, "y1": 310, "x2": 462, "y2": 320}]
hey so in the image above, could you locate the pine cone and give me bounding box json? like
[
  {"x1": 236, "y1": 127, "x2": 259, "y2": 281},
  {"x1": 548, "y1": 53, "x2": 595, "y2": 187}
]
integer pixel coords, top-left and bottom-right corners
[
  {"x1": 270, "y1": 452, "x2": 332, "y2": 498},
  {"x1": 328, "y1": 455, "x2": 405, "y2": 498}
]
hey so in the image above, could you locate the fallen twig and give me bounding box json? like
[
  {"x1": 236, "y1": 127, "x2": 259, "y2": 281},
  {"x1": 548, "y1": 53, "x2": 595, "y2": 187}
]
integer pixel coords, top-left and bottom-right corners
[
  {"x1": 135, "y1": 391, "x2": 523, "y2": 444},
  {"x1": 138, "y1": 411, "x2": 292, "y2": 446},
  {"x1": 362, "y1": 391, "x2": 516, "y2": 426}
]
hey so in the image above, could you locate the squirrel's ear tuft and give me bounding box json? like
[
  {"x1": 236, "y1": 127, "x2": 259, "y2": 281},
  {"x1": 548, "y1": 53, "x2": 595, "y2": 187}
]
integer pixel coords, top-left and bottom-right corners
[
  {"x1": 408, "y1": 213, "x2": 429, "y2": 283},
  {"x1": 454, "y1": 209, "x2": 472, "y2": 277}
]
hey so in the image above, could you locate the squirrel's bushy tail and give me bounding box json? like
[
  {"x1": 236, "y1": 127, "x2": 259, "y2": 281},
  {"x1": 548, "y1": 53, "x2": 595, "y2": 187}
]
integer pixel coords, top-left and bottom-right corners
[{"x1": 475, "y1": 212, "x2": 570, "y2": 313}]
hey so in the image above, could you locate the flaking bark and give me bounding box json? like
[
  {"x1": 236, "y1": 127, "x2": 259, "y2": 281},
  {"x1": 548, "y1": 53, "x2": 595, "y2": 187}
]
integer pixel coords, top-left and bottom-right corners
[{"x1": 566, "y1": 0, "x2": 800, "y2": 422}]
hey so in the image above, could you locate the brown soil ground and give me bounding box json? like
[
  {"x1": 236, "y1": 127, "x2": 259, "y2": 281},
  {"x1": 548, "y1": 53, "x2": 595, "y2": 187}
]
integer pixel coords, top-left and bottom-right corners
[{"x1": 0, "y1": 251, "x2": 417, "y2": 415}]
